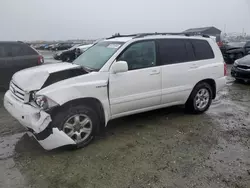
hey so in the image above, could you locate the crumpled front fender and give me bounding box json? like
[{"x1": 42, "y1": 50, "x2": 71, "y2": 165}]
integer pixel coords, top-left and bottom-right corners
[{"x1": 35, "y1": 128, "x2": 76, "y2": 150}]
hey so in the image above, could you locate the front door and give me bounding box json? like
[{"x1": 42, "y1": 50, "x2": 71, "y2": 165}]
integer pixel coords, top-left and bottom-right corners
[{"x1": 109, "y1": 40, "x2": 162, "y2": 117}]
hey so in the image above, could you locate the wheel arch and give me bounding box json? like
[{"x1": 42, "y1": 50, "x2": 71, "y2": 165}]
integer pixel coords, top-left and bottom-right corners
[
  {"x1": 49, "y1": 97, "x2": 107, "y2": 133},
  {"x1": 190, "y1": 79, "x2": 216, "y2": 100}
]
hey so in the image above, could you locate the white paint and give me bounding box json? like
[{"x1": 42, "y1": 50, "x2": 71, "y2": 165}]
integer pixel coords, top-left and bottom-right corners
[
  {"x1": 37, "y1": 128, "x2": 76, "y2": 150},
  {"x1": 110, "y1": 61, "x2": 128, "y2": 74},
  {"x1": 12, "y1": 63, "x2": 80, "y2": 91},
  {"x1": 109, "y1": 66, "x2": 161, "y2": 116},
  {"x1": 4, "y1": 34, "x2": 226, "y2": 150}
]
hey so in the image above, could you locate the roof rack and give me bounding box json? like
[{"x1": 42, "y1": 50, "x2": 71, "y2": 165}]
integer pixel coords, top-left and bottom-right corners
[
  {"x1": 106, "y1": 33, "x2": 137, "y2": 39},
  {"x1": 106, "y1": 32, "x2": 211, "y2": 39}
]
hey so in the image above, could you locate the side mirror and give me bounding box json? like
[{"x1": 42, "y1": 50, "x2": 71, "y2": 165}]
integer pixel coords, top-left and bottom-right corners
[{"x1": 111, "y1": 61, "x2": 128, "y2": 74}]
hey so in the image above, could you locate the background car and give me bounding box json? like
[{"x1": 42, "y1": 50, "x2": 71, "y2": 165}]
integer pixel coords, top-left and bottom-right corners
[
  {"x1": 231, "y1": 53, "x2": 250, "y2": 82},
  {"x1": 46, "y1": 44, "x2": 58, "y2": 51},
  {"x1": 0, "y1": 41, "x2": 44, "y2": 89},
  {"x1": 75, "y1": 44, "x2": 93, "y2": 58},
  {"x1": 51, "y1": 43, "x2": 73, "y2": 51},
  {"x1": 36, "y1": 44, "x2": 49, "y2": 50},
  {"x1": 53, "y1": 43, "x2": 82, "y2": 62},
  {"x1": 221, "y1": 41, "x2": 250, "y2": 63}
]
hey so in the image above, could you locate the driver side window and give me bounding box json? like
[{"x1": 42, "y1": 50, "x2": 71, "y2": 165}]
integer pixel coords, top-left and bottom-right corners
[{"x1": 118, "y1": 41, "x2": 156, "y2": 71}]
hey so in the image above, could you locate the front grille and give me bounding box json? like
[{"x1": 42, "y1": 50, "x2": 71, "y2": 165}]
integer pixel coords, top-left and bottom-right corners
[
  {"x1": 9, "y1": 81, "x2": 29, "y2": 103},
  {"x1": 237, "y1": 65, "x2": 250, "y2": 70}
]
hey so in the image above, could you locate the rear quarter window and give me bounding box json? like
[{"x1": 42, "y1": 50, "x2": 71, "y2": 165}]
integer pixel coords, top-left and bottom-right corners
[
  {"x1": 20, "y1": 44, "x2": 38, "y2": 56},
  {"x1": 6, "y1": 43, "x2": 38, "y2": 57},
  {"x1": 191, "y1": 39, "x2": 215, "y2": 60},
  {"x1": 157, "y1": 39, "x2": 194, "y2": 65},
  {"x1": 10, "y1": 44, "x2": 23, "y2": 56}
]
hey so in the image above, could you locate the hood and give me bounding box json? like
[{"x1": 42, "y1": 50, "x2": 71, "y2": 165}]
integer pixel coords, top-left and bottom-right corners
[
  {"x1": 56, "y1": 50, "x2": 67, "y2": 55},
  {"x1": 225, "y1": 45, "x2": 242, "y2": 51},
  {"x1": 237, "y1": 55, "x2": 250, "y2": 65},
  {"x1": 225, "y1": 42, "x2": 245, "y2": 51},
  {"x1": 12, "y1": 63, "x2": 82, "y2": 91}
]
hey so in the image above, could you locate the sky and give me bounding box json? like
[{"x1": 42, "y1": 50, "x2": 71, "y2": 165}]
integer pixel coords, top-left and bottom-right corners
[{"x1": 0, "y1": 0, "x2": 250, "y2": 41}]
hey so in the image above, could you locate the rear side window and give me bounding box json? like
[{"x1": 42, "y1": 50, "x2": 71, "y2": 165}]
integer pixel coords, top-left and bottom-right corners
[
  {"x1": 191, "y1": 40, "x2": 214, "y2": 60},
  {"x1": 5, "y1": 43, "x2": 37, "y2": 57},
  {"x1": 10, "y1": 44, "x2": 23, "y2": 56},
  {"x1": 21, "y1": 44, "x2": 37, "y2": 55},
  {"x1": 157, "y1": 39, "x2": 193, "y2": 65}
]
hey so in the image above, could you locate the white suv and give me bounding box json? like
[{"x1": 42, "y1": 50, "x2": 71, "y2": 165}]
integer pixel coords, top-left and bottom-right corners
[{"x1": 4, "y1": 33, "x2": 226, "y2": 150}]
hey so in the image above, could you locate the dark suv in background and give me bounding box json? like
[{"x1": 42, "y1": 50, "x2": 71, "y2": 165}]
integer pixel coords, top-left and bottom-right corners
[
  {"x1": 217, "y1": 35, "x2": 250, "y2": 63},
  {"x1": 0, "y1": 41, "x2": 44, "y2": 89}
]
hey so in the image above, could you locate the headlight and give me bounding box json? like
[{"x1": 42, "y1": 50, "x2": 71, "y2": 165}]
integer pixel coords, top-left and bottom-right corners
[
  {"x1": 34, "y1": 95, "x2": 58, "y2": 110},
  {"x1": 234, "y1": 60, "x2": 239, "y2": 66}
]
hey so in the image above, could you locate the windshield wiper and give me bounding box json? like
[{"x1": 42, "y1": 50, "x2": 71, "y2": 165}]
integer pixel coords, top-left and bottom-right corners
[{"x1": 80, "y1": 65, "x2": 97, "y2": 73}]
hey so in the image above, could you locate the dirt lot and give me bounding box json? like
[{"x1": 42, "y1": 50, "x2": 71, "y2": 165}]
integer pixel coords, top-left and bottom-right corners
[{"x1": 0, "y1": 64, "x2": 250, "y2": 188}]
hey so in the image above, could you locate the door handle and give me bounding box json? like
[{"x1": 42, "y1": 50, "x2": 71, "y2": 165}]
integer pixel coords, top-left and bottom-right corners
[{"x1": 150, "y1": 69, "x2": 160, "y2": 75}]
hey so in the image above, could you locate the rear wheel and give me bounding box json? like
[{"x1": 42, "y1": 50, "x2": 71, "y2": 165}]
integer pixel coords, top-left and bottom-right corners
[
  {"x1": 51, "y1": 105, "x2": 100, "y2": 148},
  {"x1": 185, "y1": 82, "x2": 213, "y2": 114}
]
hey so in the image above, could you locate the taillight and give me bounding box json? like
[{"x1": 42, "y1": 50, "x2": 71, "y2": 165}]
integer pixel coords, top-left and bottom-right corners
[
  {"x1": 38, "y1": 55, "x2": 44, "y2": 65},
  {"x1": 224, "y1": 63, "x2": 227, "y2": 76},
  {"x1": 217, "y1": 41, "x2": 223, "y2": 47}
]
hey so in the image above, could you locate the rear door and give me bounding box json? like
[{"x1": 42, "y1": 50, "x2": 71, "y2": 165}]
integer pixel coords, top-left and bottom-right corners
[{"x1": 157, "y1": 39, "x2": 197, "y2": 105}]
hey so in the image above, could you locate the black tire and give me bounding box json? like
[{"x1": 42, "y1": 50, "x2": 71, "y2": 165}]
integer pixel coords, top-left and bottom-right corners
[
  {"x1": 51, "y1": 105, "x2": 100, "y2": 149},
  {"x1": 185, "y1": 82, "x2": 213, "y2": 114}
]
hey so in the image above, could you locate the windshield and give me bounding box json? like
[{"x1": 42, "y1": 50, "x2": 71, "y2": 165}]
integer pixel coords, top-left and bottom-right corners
[
  {"x1": 73, "y1": 41, "x2": 124, "y2": 70},
  {"x1": 227, "y1": 42, "x2": 246, "y2": 48},
  {"x1": 69, "y1": 44, "x2": 82, "y2": 50}
]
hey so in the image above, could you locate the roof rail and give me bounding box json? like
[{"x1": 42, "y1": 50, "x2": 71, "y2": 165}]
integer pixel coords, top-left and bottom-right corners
[
  {"x1": 106, "y1": 32, "x2": 212, "y2": 39},
  {"x1": 133, "y1": 32, "x2": 190, "y2": 38},
  {"x1": 106, "y1": 33, "x2": 137, "y2": 39}
]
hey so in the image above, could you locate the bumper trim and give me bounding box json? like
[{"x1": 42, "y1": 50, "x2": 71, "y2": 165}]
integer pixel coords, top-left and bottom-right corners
[
  {"x1": 231, "y1": 67, "x2": 250, "y2": 81},
  {"x1": 36, "y1": 128, "x2": 76, "y2": 150},
  {"x1": 4, "y1": 90, "x2": 76, "y2": 150}
]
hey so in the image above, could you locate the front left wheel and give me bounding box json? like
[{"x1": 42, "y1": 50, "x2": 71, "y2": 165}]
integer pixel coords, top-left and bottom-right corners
[{"x1": 51, "y1": 105, "x2": 100, "y2": 148}]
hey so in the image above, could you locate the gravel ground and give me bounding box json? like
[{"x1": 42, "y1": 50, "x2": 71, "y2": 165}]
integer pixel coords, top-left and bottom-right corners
[{"x1": 0, "y1": 60, "x2": 250, "y2": 188}]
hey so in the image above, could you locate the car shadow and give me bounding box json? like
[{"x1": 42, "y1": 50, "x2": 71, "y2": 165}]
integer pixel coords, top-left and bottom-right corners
[{"x1": 14, "y1": 105, "x2": 187, "y2": 155}]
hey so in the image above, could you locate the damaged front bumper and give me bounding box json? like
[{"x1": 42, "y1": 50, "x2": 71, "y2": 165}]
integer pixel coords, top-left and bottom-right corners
[
  {"x1": 231, "y1": 66, "x2": 250, "y2": 81},
  {"x1": 4, "y1": 90, "x2": 76, "y2": 150}
]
